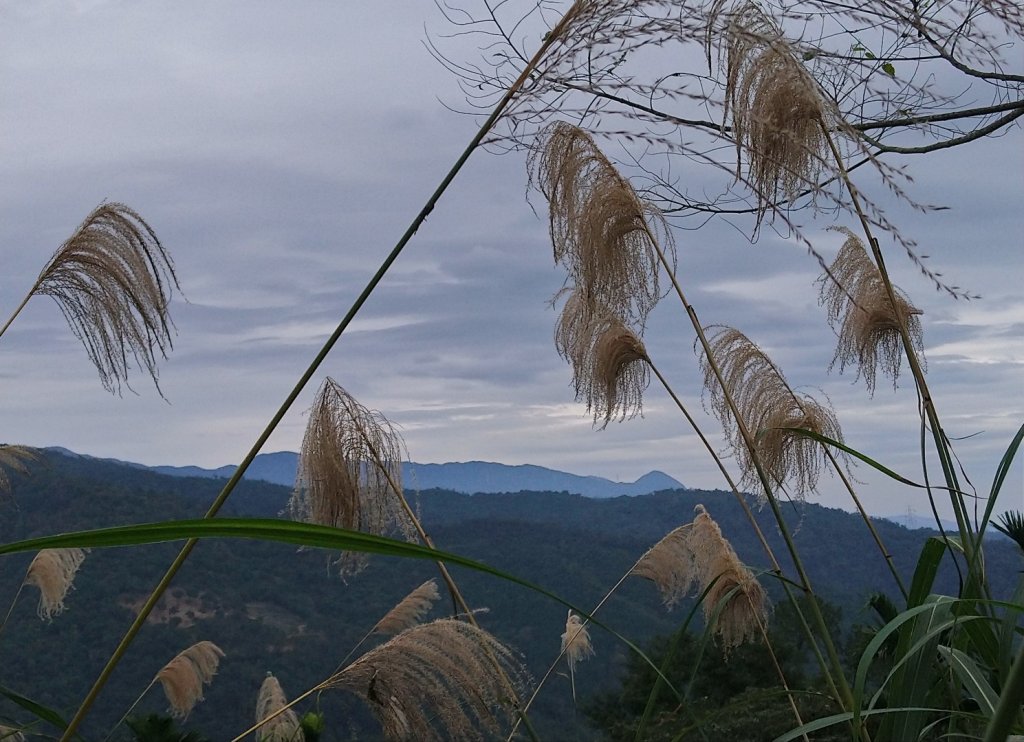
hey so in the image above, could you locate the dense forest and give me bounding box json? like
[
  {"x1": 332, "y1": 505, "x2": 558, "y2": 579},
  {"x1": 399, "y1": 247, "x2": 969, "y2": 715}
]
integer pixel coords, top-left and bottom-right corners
[{"x1": 0, "y1": 450, "x2": 1017, "y2": 739}]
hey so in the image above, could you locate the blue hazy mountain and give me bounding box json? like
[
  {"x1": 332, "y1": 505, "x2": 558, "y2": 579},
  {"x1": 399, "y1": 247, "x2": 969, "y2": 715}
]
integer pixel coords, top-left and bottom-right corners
[{"x1": 44, "y1": 448, "x2": 685, "y2": 497}]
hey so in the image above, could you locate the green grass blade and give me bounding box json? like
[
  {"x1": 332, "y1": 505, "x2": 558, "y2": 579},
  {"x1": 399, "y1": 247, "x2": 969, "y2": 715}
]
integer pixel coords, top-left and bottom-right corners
[
  {"x1": 0, "y1": 683, "x2": 71, "y2": 733},
  {"x1": 773, "y1": 706, "x2": 955, "y2": 741},
  {"x1": 937, "y1": 644, "x2": 999, "y2": 718},
  {"x1": 785, "y1": 428, "x2": 925, "y2": 486},
  {"x1": 909, "y1": 537, "x2": 948, "y2": 608},
  {"x1": 978, "y1": 422, "x2": 1024, "y2": 541}
]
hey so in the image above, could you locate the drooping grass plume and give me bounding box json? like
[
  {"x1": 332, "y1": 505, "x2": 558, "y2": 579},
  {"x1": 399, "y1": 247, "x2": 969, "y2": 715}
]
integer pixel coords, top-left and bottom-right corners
[
  {"x1": 555, "y1": 290, "x2": 650, "y2": 427},
  {"x1": 372, "y1": 579, "x2": 441, "y2": 636},
  {"x1": 531, "y1": 121, "x2": 674, "y2": 330},
  {"x1": 699, "y1": 325, "x2": 844, "y2": 497},
  {"x1": 156, "y1": 641, "x2": 225, "y2": 719},
  {"x1": 632, "y1": 507, "x2": 768, "y2": 651},
  {"x1": 287, "y1": 377, "x2": 414, "y2": 577},
  {"x1": 0, "y1": 445, "x2": 37, "y2": 493},
  {"x1": 325, "y1": 618, "x2": 527, "y2": 742},
  {"x1": 690, "y1": 504, "x2": 769, "y2": 651},
  {"x1": 819, "y1": 227, "x2": 924, "y2": 393},
  {"x1": 24, "y1": 548, "x2": 89, "y2": 620},
  {"x1": 255, "y1": 673, "x2": 303, "y2": 742},
  {"x1": 0, "y1": 203, "x2": 180, "y2": 396},
  {"x1": 718, "y1": 2, "x2": 833, "y2": 223}
]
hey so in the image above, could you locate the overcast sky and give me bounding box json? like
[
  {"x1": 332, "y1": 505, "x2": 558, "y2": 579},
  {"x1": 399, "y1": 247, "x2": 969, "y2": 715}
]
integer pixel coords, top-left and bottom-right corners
[{"x1": 0, "y1": 1, "x2": 1020, "y2": 520}]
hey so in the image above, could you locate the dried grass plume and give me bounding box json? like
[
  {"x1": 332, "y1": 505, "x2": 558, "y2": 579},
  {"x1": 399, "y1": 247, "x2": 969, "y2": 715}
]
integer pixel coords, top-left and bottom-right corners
[
  {"x1": 155, "y1": 641, "x2": 225, "y2": 719},
  {"x1": 690, "y1": 504, "x2": 769, "y2": 650},
  {"x1": 631, "y1": 525, "x2": 694, "y2": 608},
  {"x1": 555, "y1": 291, "x2": 650, "y2": 428},
  {"x1": 326, "y1": 618, "x2": 527, "y2": 742},
  {"x1": 531, "y1": 121, "x2": 674, "y2": 330},
  {"x1": 372, "y1": 579, "x2": 441, "y2": 636},
  {"x1": 288, "y1": 377, "x2": 414, "y2": 577},
  {"x1": 819, "y1": 227, "x2": 923, "y2": 393},
  {"x1": 633, "y1": 507, "x2": 768, "y2": 651},
  {"x1": 24, "y1": 548, "x2": 89, "y2": 620},
  {"x1": 718, "y1": 2, "x2": 833, "y2": 222},
  {"x1": 30, "y1": 203, "x2": 180, "y2": 395},
  {"x1": 700, "y1": 326, "x2": 845, "y2": 497},
  {"x1": 560, "y1": 611, "x2": 595, "y2": 671},
  {"x1": 255, "y1": 673, "x2": 303, "y2": 742}
]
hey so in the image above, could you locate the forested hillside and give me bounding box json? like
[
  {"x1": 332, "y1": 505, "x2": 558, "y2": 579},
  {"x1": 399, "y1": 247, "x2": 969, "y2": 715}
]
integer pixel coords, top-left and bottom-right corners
[{"x1": 0, "y1": 451, "x2": 1017, "y2": 740}]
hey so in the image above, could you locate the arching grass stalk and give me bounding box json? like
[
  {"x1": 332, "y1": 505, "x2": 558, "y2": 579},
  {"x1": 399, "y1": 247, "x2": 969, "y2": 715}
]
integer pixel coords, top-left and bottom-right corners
[{"x1": 57, "y1": 6, "x2": 592, "y2": 738}]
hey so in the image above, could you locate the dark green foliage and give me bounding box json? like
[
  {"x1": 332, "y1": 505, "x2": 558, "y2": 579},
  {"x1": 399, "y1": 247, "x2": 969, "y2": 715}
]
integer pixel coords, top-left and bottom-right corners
[
  {"x1": 585, "y1": 598, "x2": 846, "y2": 741},
  {"x1": 299, "y1": 711, "x2": 325, "y2": 742},
  {"x1": 124, "y1": 714, "x2": 209, "y2": 742}
]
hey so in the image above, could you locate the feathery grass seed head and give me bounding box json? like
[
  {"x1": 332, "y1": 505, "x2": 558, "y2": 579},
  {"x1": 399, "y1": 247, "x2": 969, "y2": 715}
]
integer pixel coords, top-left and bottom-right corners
[
  {"x1": 561, "y1": 611, "x2": 596, "y2": 671},
  {"x1": 372, "y1": 579, "x2": 441, "y2": 636},
  {"x1": 256, "y1": 673, "x2": 303, "y2": 742},
  {"x1": 327, "y1": 618, "x2": 527, "y2": 742},
  {"x1": 24, "y1": 547, "x2": 89, "y2": 620},
  {"x1": 0, "y1": 725, "x2": 25, "y2": 742},
  {"x1": 700, "y1": 326, "x2": 845, "y2": 497},
  {"x1": 719, "y1": 3, "x2": 832, "y2": 222},
  {"x1": 555, "y1": 290, "x2": 650, "y2": 428},
  {"x1": 33, "y1": 203, "x2": 180, "y2": 396},
  {"x1": 531, "y1": 121, "x2": 673, "y2": 329},
  {"x1": 631, "y1": 524, "x2": 696, "y2": 608},
  {"x1": 633, "y1": 508, "x2": 768, "y2": 650},
  {"x1": 689, "y1": 505, "x2": 769, "y2": 651},
  {"x1": 288, "y1": 378, "x2": 414, "y2": 577},
  {"x1": 155, "y1": 641, "x2": 225, "y2": 719},
  {"x1": 819, "y1": 227, "x2": 923, "y2": 393}
]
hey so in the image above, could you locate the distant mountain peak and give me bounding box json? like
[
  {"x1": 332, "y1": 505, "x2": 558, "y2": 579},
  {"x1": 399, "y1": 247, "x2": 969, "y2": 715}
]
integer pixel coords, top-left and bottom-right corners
[{"x1": 45, "y1": 448, "x2": 685, "y2": 498}]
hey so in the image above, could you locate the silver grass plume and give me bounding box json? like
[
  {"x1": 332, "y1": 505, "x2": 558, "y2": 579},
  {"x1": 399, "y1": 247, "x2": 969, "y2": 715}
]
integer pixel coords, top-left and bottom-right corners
[
  {"x1": 30, "y1": 203, "x2": 180, "y2": 395},
  {"x1": 287, "y1": 377, "x2": 414, "y2": 577},
  {"x1": 631, "y1": 525, "x2": 695, "y2": 608},
  {"x1": 633, "y1": 508, "x2": 768, "y2": 651},
  {"x1": 372, "y1": 579, "x2": 441, "y2": 636},
  {"x1": 699, "y1": 326, "x2": 845, "y2": 498},
  {"x1": 819, "y1": 227, "x2": 923, "y2": 393},
  {"x1": 690, "y1": 504, "x2": 769, "y2": 651},
  {"x1": 255, "y1": 673, "x2": 303, "y2": 742},
  {"x1": 555, "y1": 289, "x2": 650, "y2": 427},
  {"x1": 326, "y1": 618, "x2": 527, "y2": 742},
  {"x1": 560, "y1": 611, "x2": 595, "y2": 671},
  {"x1": 155, "y1": 641, "x2": 225, "y2": 719},
  {"x1": 24, "y1": 547, "x2": 89, "y2": 620},
  {"x1": 530, "y1": 121, "x2": 674, "y2": 330},
  {"x1": 0, "y1": 445, "x2": 37, "y2": 493},
  {"x1": 718, "y1": 2, "x2": 833, "y2": 222}
]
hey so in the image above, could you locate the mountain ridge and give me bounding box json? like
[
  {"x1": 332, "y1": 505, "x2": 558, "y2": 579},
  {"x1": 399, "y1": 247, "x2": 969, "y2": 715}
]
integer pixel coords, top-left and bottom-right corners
[{"x1": 46, "y1": 447, "x2": 686, "y2": 498}]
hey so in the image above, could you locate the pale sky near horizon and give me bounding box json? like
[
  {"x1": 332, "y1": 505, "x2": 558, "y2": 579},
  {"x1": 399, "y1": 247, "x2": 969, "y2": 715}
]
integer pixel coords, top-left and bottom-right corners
[{"x1": 1, "y1": 1, "x2": 1021, "y2": 520}]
